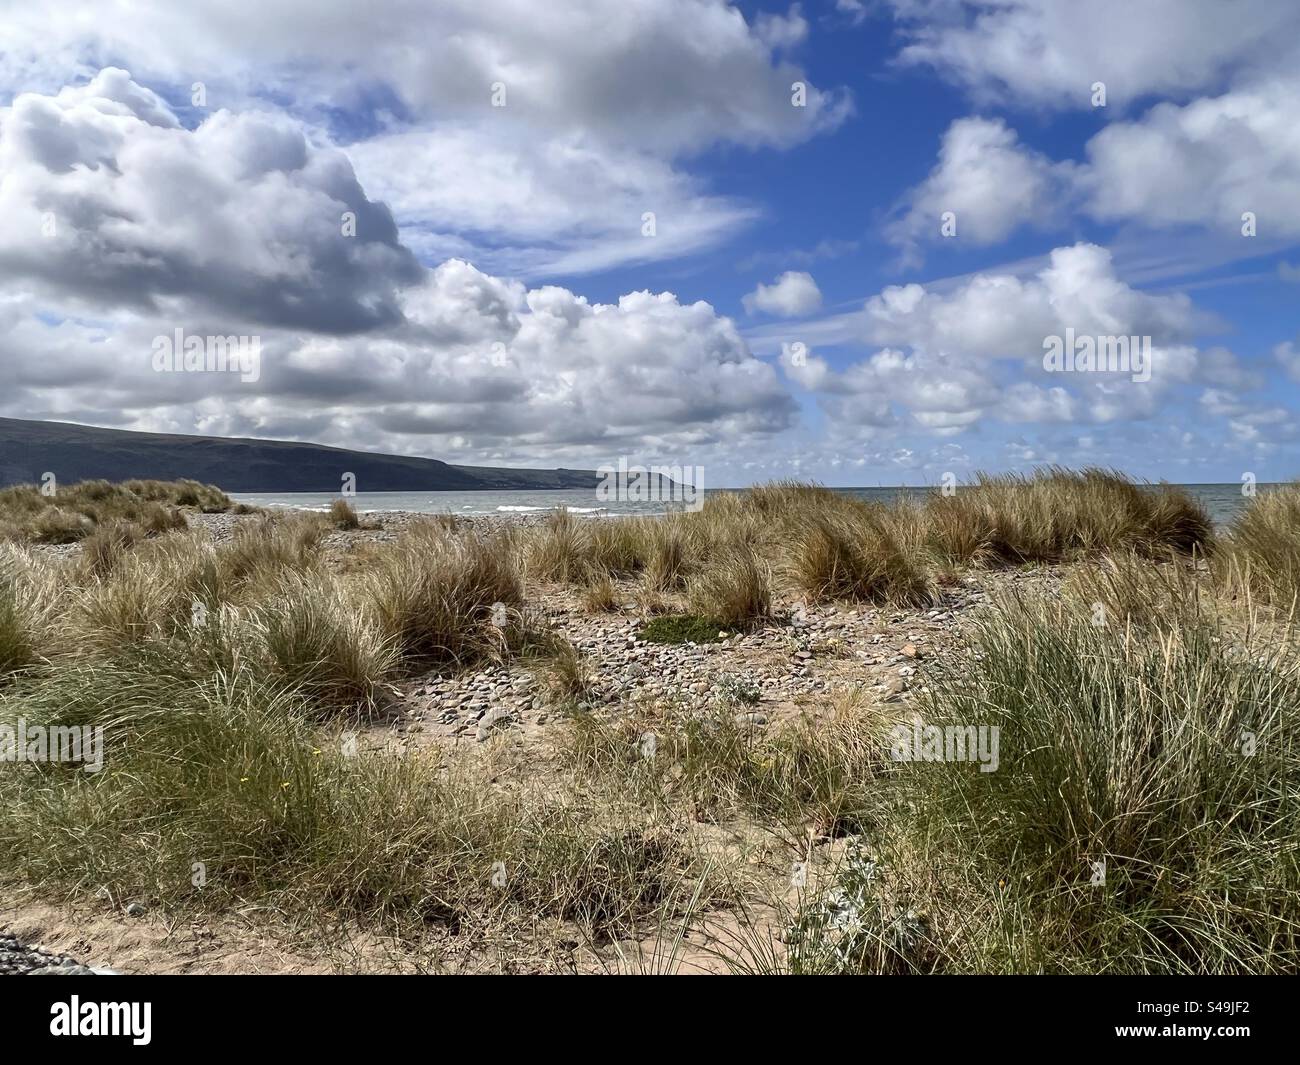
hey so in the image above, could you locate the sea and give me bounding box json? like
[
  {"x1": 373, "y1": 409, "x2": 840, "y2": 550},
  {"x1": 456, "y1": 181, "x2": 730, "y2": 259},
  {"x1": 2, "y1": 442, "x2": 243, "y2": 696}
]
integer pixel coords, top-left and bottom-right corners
[{"x1": 231, "y1": 483, "x2": 1273, "y2": 528}]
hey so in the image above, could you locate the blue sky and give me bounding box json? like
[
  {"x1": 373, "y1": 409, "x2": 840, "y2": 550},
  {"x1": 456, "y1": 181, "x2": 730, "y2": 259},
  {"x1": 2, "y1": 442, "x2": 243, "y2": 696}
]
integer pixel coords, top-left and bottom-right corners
[{"x1": 1, "y1": 1, "x2": 1298, "y2": 486}]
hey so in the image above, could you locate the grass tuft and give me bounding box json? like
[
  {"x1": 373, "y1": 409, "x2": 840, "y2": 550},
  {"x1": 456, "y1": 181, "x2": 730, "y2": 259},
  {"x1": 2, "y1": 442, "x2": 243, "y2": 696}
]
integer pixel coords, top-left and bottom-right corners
[
  {"x1": 364, "y1": 525, "x2": 523, "y2": 669},
  {"x1": 791, "y1": 513, "x2": 932, "y2": 605},
  {"x1": 686, "y1": 543, "x2": 773, "y2": 627},
  {"x1": 328, "y1": 498, "x2": 362, "y2": 530},
  {"x1": 895, "y1": 584, "x2": 1300, "y2": 973},
  {"x1": 1217, "y1": 483, "x2": 1300, "y2": 609}
]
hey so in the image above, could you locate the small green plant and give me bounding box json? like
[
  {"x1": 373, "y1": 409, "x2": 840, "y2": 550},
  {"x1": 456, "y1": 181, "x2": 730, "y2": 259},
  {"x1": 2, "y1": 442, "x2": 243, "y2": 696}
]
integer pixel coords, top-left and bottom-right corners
[
  {"x1": 639, "y1": 614, "x2": 726, "y2": 645},
  {"x1": 713, "y1": 674, "x2": 760, "y2": 708},
  {"x1": 784, "y1": 845, "x2": 935, "y2": 974}
]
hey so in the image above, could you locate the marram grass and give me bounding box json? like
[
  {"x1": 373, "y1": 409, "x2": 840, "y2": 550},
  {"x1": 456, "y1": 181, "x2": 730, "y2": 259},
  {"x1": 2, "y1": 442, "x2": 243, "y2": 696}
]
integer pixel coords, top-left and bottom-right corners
[{"x1": 0, "y1": 471, "x2": 1297, "y2": 972}]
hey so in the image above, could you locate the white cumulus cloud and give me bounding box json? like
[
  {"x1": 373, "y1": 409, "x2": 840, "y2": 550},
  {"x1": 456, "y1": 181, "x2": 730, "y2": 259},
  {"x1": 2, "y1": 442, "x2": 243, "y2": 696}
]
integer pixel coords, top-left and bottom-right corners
[{"x1": 743, "y1": 271, "x2": 823, "y2": 317}]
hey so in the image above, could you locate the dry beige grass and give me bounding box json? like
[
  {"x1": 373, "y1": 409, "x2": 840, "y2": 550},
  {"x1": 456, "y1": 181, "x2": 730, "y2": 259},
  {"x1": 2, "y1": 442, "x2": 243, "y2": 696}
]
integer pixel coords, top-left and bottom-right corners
[
  {"x1": 363, "y1": 523, "x2": 523, "y2": 668},
  {"x1": 516, "y1": 469, "x2": 1212, "y2": 610},
  {"x1": 328, "y1": 497, "x2": 362, "y2": 530},
  {"x1": 0, "y1": 478, "x2": 229, "y2": 545},
  {"x1": 1215, "y1": 482, "x2": 1300, "y2": 609},
  {"x1": 686, "y1": 542, "x2": 774, "y2": 626}
]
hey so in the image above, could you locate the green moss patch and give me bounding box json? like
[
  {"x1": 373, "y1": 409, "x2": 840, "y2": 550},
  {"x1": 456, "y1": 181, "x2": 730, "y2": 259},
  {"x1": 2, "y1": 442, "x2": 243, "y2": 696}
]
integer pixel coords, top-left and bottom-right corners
[{"x1": 638, "y1": 614, "x2": 728, "y2": 645}]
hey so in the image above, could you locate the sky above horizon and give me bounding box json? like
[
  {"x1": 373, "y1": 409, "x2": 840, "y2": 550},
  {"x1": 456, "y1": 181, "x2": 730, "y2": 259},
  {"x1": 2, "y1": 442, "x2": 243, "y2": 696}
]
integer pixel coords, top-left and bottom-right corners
[{"x1": 1, "y1": 0, "x2": 1298, "y2": 488}]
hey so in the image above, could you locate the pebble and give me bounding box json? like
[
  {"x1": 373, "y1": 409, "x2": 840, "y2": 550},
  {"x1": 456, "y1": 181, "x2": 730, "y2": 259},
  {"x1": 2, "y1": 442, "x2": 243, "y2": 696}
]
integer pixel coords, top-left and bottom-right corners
[
  {"x1": 476, "y1": 708, "x2": 515, "y2": 741},
  {"x1": 0, "y1": 931, "x2": 102, "y2": 976}
]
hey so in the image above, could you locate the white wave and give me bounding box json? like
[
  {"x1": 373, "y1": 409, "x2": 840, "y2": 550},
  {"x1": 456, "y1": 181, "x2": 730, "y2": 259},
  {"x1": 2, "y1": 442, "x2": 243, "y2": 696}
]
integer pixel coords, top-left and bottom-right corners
[{"x1": 495, "y1": 504, "x2": 610, "y2": 515}]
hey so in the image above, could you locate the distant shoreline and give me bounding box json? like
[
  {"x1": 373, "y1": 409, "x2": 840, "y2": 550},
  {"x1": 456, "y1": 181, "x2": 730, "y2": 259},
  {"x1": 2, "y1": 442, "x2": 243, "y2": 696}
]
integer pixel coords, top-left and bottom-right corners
[{"x1": 230, "y1": 481, "x2": 1271, "y2": 527}]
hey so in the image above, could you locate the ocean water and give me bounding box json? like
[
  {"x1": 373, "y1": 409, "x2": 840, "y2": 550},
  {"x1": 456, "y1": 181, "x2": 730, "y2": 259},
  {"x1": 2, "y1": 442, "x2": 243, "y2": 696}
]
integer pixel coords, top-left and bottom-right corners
[{"x1": 232, "y1": 482, "x2": 1271, "y2": 527}]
